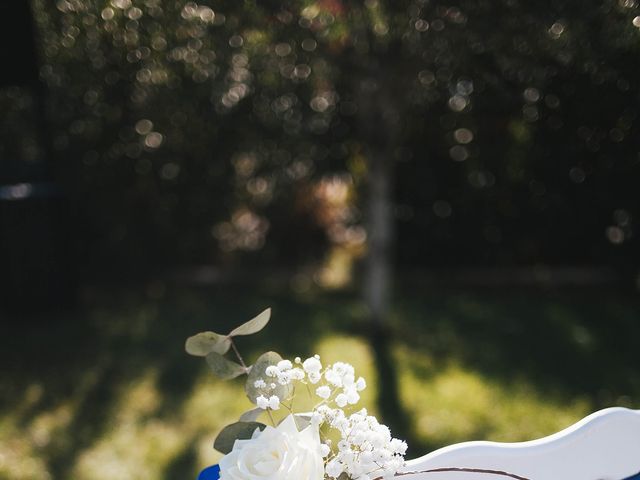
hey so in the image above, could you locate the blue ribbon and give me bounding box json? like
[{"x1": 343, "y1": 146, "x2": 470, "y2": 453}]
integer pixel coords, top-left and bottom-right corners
[
  {"x1": 197, "y1": 464, "x2": 220, "y2": 480},
  {"x1": 197, "y1": 465, "x2": 640, "y2": 480}
]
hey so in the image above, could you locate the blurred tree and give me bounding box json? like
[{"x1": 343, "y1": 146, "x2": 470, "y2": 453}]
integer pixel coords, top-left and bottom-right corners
[
  {"x1": 0, "y1": 1, "x2": 74, "y2": 311},
  {"x1": 5, "y1": 0, "x2": 638, "y2": 443},
  {"x1": 18, "y1": 0, "x2": 640, "y2": 281}
]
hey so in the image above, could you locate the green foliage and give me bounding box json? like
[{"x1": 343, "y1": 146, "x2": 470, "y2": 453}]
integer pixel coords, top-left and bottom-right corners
[
  {"x1": 185, "y1": 332, "x2": 231, "y2": 356},
  {"x1": 239, "y1": 407, "x2": 264, "y2": 422},
  {"x1": 229, "y1": 308, "x2": 271, "y2": 337},
  {"x1": 17, "y1": 0, "x2": 640, "y2": 273},
  {"x1": 186, "y1": 310, "x2": 285, "y2": 401},
  {"x1": 205, "y1": 352, "x2": 247, "y2": 380},
  {"x1": 186, "y1": 308, "x2": 270, "y2": 360},
  {"x1": 213, "y1": 421, "x2": 267, "y2": 454},
  {"x1": 292, "y1": 413, "x2": 312, "y2": 430},
  {"x1": 4, "y1": 287, "x2": 640, "y2": 478},
  {"x1": 186, "y1": 309, "x2": 290, "y2": 457},
  {"x1": 185, "y1": 308, "x2": 270, "y2": 360},
  {"x1": 245, "y1": 351, "x2": 292, "y2": 404}
]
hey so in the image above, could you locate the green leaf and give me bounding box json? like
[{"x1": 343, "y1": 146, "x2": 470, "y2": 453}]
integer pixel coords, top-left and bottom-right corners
[
  {"x1": 276, "y1": 413, "x2": 311, "y2": 430},
  {"x1": 229, "y1": 308, "x2": 271, "y2": 337},
  {"x1": 214, "y1": 421, "x2": 266, "y2": 454},
  {"x1": 245, "y1": 351, "x2": 293, "y2": 404},
  {"x1": 206, "y1": 352, "x2": 247, "y2": 379},
  {"x1": 239, "y1": 408, "x2": 263, "y2": 423},
  {"x1": 292, "y1": 414, "x2": 312, "y2": 430},
  {"x1": 185, "y1": 331, "x2": 231, "y2": 356}
]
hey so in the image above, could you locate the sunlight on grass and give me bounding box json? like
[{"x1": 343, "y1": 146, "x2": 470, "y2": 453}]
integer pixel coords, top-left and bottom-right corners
[
  {"x1": 67, "y1": 334, "x2": 379, "y2": 478},
  {"x1": 0, "y1": 332, "x2": 593, "y2": 479},
  {"x1": 0, "y1": 434, "x2": 50, "y2": 480},
  {"x1": 184, "y1": 373, "x2": 251, "y2": 472},
  {"x1": 397, "y1": 348, "x2": 591, "y2": 449},
  {"x1": 67, "y1": 368, "x2": 253, "y2": 479},
  {"x1": 71, "y1": 369, "x2": 182, "y2": 479},
  {"x1": 0, "y1": 384, "x2": 66, "y2": 480},
  {"x1": 315, "y1": 335, "x2": 378, "y2": 415},
  {"x1": 0, "y1": 423, "x2": 51, "y2": 479},
  {"x1": 3, "y1": 288, "x2": 637, "y2": 479}
]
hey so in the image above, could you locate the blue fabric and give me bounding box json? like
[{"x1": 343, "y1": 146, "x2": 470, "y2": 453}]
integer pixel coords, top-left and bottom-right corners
[
  {"x1": 624, "y1": 474, "x2": 640, "y2": 480},
  {"x1": 197, "y1": 464, "x2": 220, "y2": 480}
]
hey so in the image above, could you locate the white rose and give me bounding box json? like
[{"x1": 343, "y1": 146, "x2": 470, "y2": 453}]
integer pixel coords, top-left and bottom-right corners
[{"x1": 219, "y1": 415, "x2": 325, "y2": 480}]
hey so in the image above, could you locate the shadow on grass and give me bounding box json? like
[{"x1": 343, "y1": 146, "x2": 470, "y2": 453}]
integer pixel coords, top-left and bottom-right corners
[
  {"x1": 394, "y1": 288, "x2": 640, "y2": 405},
  {"x1": 1, "y1": 284, "x2": 639, "y2": 478},
  {"x1": 0, "y1": 286, "x2": 359, "y2": 479},
  {"x1": 368, "y1": 324, "x2": 419, "y2": 453}
]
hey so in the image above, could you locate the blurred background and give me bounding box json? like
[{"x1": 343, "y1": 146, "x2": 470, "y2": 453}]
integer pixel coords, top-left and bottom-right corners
[{"x1": 1, "y1": 0, "x2": 640, "y2": 478}]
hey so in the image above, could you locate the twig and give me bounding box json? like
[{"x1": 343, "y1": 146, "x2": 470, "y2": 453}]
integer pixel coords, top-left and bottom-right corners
[
  {"x1": 387, "y1": 467, "x2": 531, "y2": 480},
  {"x1": 229, "y1": 338, "x2": 247, "y2": 369},
  {"x1": 267, "y1": 409, "x2": 276, "y2": 427}
]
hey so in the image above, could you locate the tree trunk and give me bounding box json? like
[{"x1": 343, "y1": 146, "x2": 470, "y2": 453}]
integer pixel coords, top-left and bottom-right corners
[
  {"x1": 364, "y1": 146, "x2": 393, "y2": 327},
  {"x1": 357, "y1": 69, "x2": 410, "y2": 443},
  {"x1": 358, "y1": 72, "x2": 399, "y2": 328}
]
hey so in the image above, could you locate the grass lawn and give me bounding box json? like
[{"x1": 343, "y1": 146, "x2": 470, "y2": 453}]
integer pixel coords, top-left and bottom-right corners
[{"x1": 1, "y1": 284, "x2": 638, "y2": 479}]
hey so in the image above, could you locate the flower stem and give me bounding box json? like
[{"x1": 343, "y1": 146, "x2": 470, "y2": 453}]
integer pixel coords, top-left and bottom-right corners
[
  {"x1": 229, "y1": 339, "x2": 247, "y2": 369},
  {"x1": 267, "y1": 409, "x2": 276, "y2": 427}
]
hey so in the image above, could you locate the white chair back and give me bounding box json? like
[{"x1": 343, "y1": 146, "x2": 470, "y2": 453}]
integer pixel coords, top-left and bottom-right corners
[{"x1": 402, "y1": 407, "x2": 640, "y2": 480}]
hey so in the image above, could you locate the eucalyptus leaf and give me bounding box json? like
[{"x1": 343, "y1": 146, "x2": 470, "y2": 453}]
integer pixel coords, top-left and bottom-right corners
[
  {"x1": 229, "y1": 308, "x2": 271, "y2": 337},
  {"x1": 185, "y1": 331, "x2": 231, "y2": 356},
  {"x1": 239, "y1": 407, "x2": 263, "y2": 423},
  {"x1": 214, "y1": 421, "x2": 266, "y2": 454},
  {"x1": 245, "y1": 351, "x2": 293, "y2": 404},
  {"x1": 293, "y1": 414, "x2": 312, "y2": 431},
  {"x1": 206, "y1": 351, "x2": 247, "y2": 379},
  {"x1": 276, "y1": 413, "x2": 311, "y2": 430}
]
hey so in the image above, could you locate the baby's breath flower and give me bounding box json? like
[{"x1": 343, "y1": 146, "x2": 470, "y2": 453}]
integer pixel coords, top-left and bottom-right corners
[
  {"x1": 256, "y1": 395, "x2": 269, "y2": 409},
  {"x1": 267, "y1": 395, "x2": 280, "y2": 410},
  {"x1": 247, "y1": 354, "x2": 405, "y2": 479},
  {"x1": 345, "y1": 387, "x2": 360, "y2": 405},
  {"x1": 321, "y1": 407, "x2": 406, "y2": 479},
  {"x1": 191, "y1": 314, "x2": 405, "y2": 480},
  {"x1": 277, "y1": 359, "x2": 293, "y2": 370},
  {"x1": 320, "y1": 443, "x2": 331, "y2": 457},
  {"x1": 303, "y1": 356, "x2": 322, "y2": 374},
  {"x1": 316, "y1": 385, "x2": 331, "y2": 399}
]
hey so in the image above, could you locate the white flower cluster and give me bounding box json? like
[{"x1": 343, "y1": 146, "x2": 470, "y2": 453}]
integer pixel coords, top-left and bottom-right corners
[
  {"x1": 254, "y1": 355, "x2": 367, "y2": 411},
  {"x1": 251, "y1": 354, "x2": 406, "y2": 480},
  {"x1": 318, "y1": 407, "x2": 407, "y2": 480}
]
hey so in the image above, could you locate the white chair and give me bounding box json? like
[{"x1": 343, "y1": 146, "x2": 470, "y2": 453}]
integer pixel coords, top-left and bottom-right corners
[{"x1": 401, "y1": 407, "x2": 640, "y2": 480}]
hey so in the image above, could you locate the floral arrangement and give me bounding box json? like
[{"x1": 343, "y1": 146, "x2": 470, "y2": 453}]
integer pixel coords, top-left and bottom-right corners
[
  {"x1": 186, "y1": 308, "x2": 406, "y2": 480},
  {"x1": 186, "y1": 309, "x2": 531, "y2": 480}
]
